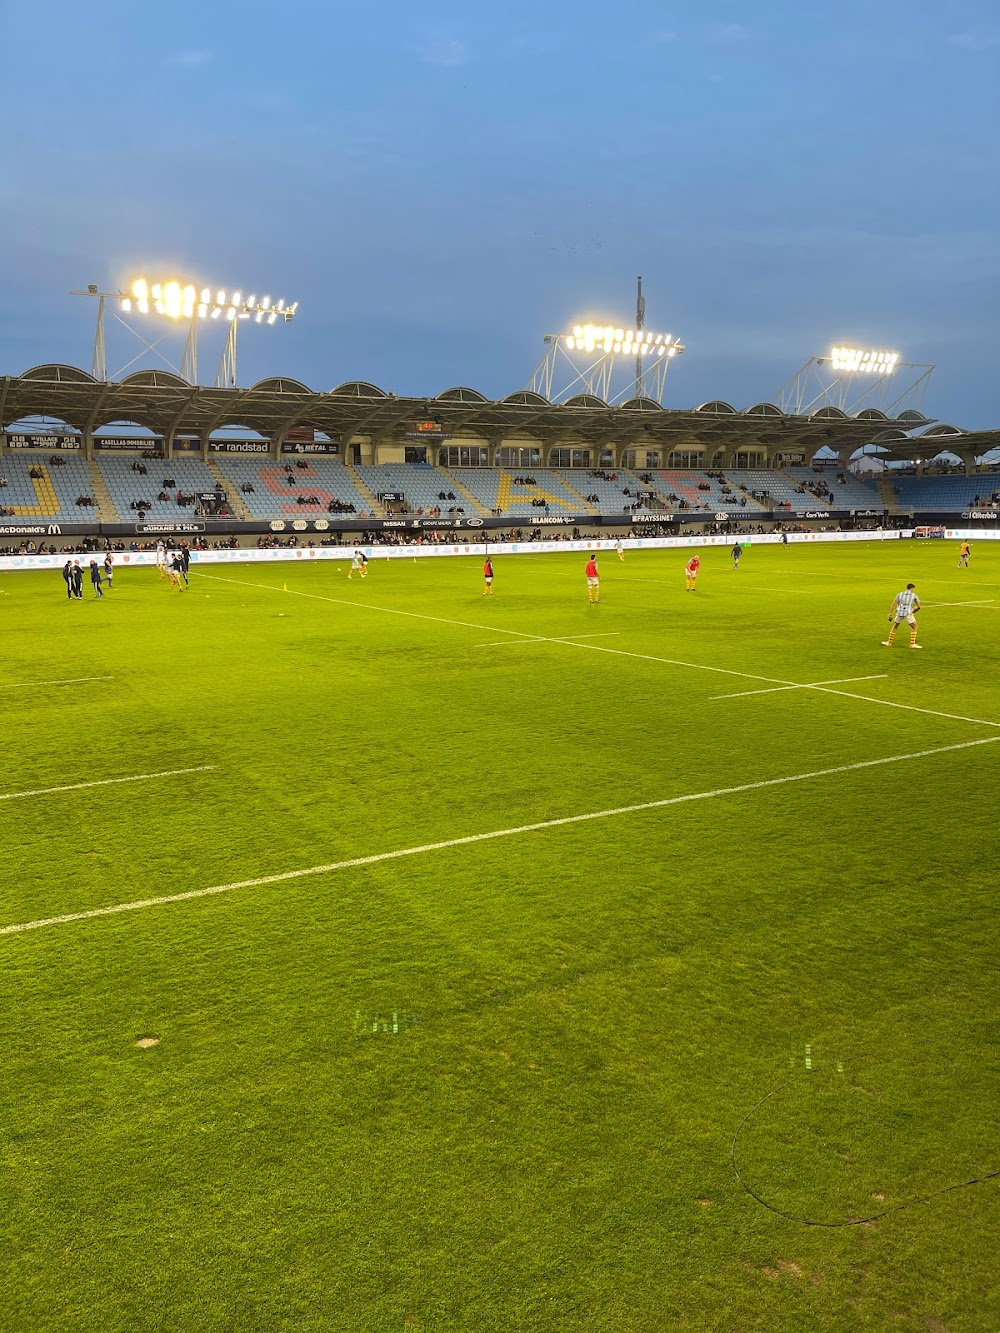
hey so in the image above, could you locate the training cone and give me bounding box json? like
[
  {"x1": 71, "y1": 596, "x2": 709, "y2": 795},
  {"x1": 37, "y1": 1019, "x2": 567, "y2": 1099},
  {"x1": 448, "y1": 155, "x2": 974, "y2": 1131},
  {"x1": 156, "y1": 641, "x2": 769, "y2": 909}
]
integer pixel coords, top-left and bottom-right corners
[{"x1": 283, "y1": 582, "x2": 288, "y2": 591}]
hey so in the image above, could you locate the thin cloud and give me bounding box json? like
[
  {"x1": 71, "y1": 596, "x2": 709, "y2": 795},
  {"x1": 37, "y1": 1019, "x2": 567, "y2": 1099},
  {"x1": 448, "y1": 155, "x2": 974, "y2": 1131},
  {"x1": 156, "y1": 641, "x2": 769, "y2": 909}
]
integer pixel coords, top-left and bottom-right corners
[
  {"x1": 652, "y1": 30, "x2": 678, "y2": 43},
  {"x1": 418, "y1": 38, "x2": 467, "y2": 68},
  {"x1": 164, "y1": 50, "x2": 214, "y2": 70},
  {"x1": 946, "y1": 31, "x2": 1000, "y2": 50},
  {"x1": 707, "y1": 22, "x2": 750, "y2": 42}
]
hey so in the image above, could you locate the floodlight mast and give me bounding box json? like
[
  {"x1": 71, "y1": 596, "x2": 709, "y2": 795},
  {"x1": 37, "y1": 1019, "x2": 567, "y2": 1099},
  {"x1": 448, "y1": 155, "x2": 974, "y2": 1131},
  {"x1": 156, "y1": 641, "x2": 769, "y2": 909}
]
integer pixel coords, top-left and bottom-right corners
[
  {"x1": 775, "y1": 346, "x2": 935, "y2": 417},
  {"x1": 72, "y1": 281, "x2": 298, "y2": 385},
  {"x1": 528, "y1": 322, "x2": 685, "y2": 405}
]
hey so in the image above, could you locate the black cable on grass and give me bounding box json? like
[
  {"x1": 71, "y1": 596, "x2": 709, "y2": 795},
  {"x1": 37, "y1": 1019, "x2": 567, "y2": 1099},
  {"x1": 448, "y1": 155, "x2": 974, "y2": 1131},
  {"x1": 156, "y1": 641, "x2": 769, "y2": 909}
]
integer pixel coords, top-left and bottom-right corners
[{"x1": 730, "y1": 1078, "x2": 1000, "y2": 1227}]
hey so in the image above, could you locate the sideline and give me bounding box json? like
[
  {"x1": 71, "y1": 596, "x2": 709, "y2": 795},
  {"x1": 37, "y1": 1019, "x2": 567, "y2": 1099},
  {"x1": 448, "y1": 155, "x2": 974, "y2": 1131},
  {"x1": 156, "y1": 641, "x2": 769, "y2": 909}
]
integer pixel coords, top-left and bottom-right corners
[{"x1": 2, "y1": 738, "x2": 996, "y2": 938}]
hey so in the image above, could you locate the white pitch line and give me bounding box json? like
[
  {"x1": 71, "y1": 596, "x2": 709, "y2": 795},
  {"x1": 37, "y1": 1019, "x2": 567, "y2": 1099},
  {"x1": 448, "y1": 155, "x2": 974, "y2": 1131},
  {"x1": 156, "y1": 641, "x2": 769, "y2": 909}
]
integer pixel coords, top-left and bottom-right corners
[
  {"x1": 0, "y1": 675, "x2": 114, "y2": 691},
  {"x1": 2, "y1": 737, "x2": 996, "y2": 939},
  {"x1": 474, "y1": 631, "x2": 621, "y2": 648},
  {"x1": 922, "y1": 600, "x2": 996, "y2": 609},
  {"x1": 0, "y1": 765, "x2": 216, "y2": 804},
  {"x1": 202, "y1": 574, "x2": 1000, "y2": 731},
  {"x1": 712, "y1": 674, "x2": 888, "y2": 701}
]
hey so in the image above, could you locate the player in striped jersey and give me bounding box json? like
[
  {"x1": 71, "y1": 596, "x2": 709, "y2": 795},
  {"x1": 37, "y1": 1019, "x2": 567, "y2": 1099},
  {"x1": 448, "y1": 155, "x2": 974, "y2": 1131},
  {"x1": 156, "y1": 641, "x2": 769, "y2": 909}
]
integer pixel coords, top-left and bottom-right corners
[{"x1": 882, "y1": 583, "x2": 922, "y2": 648}]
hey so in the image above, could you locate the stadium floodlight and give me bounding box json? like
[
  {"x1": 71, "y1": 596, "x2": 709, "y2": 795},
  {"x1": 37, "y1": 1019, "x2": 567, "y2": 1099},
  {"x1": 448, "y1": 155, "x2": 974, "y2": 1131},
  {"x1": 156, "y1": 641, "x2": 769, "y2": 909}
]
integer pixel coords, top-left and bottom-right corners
[
  {"x1": 113, "y1": 277, "x2": 299, "y2": 386},
  {"x1": 121, "y1": 278, "x2": 299, "y2": 325},
  {"x1": 563, "y1": 323, "x2": 683, "y2": 359},
  {"x1": 829, "y1": 346, "x2": 900, "y2": 373}
]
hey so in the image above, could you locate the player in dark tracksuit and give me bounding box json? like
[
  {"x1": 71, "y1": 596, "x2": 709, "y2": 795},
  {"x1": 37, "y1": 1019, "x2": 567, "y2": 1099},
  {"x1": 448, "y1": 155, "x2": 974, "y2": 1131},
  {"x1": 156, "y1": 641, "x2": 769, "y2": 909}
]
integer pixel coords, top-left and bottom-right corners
[
  {"x1": 89, "y1": 560, "x2": 104, "y2": 598},
  {"x1": 62, "y1": 561, "x2": 74, "y2": 599},
  {"x1": 179, "y1": 545, "x2": 190, "y2": 585},
  {"x1": 70, "y1": 562, "x2": 84, "y2": 600}
]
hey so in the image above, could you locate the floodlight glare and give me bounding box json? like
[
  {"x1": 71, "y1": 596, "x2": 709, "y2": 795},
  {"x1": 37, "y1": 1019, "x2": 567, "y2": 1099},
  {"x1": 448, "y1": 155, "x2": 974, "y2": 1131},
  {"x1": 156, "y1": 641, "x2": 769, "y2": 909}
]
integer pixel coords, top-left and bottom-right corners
[
  {"x1": 830, "y1": 345, "x2": 900, "y2": 373},
  {"x1": 564, "y1": 323, "x2": 679, "y2": 357}
]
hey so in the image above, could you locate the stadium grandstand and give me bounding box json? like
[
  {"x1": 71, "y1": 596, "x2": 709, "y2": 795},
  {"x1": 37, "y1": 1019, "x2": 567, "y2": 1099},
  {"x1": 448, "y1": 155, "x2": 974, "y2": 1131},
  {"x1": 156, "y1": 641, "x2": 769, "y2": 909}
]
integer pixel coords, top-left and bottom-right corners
[{"x1": 2, "y1": 364, "x2": 999, "y2": 533}]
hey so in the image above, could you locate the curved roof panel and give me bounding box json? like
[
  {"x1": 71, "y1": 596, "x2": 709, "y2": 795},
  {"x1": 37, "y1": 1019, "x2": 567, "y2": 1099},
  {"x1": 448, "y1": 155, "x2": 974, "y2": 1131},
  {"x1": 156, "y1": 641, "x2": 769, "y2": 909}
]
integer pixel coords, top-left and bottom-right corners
[
  {"x1": 920, "y1": 423, "x2": 963, "y2": 438},
  {"x1": 22, "y1": 363, "x2": 98, "y2": 384},
  {"x1": 744, "y1": 402, "x2": 783, "y2": 417},
  {"x1": 695, "y1": 400, "x2": 738, "y2": 415},
  {"x1": 564, "y1": 394, "x2": 608, "y2": 409},
  {"x1": 811, "y1": 405, "x2": 847, "y2": 419},
  {"x1": 329, "y1": 381, "x2": 388, "y2": 398},
  {"x1": 251, "y1": 376, "x2": 312, "y2": 394},
  {"x1": 621, "y1": 396, "x2": 662, "y2": 412},
  {"x1": 853, "y1": 408, "x2": 888, "y2": 422},
  {"x1": 119, "y1": 370, "x2": 191, "y2": 389},
  {"x1": 501, "y1": 391, "x2": 549, "y2": 406},
  {"x1": 436, "y1": 386, "x2": 489, "y2": 404}
]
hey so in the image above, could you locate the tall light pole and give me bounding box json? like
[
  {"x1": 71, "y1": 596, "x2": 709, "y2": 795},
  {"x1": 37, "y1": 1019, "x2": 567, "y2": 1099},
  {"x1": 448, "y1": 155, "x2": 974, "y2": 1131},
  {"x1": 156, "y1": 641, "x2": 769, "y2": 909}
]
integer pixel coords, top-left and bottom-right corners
[{"x1": 635, "y1": 275, "x2": 645, "y2": 398}]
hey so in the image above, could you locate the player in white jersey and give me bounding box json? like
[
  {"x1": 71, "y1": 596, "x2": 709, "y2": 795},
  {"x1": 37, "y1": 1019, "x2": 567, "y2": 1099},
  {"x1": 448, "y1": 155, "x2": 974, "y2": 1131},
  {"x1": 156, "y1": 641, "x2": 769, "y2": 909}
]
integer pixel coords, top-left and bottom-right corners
[
  {"x1": 615, "y1": 539, "x2": 625, "y2": 562},
  {"x1": 882, "y1": 583, "x2": 922, "y2": 648},
  {"x1": 155, "y1": 542, "x2": 166, "y2": 580}
]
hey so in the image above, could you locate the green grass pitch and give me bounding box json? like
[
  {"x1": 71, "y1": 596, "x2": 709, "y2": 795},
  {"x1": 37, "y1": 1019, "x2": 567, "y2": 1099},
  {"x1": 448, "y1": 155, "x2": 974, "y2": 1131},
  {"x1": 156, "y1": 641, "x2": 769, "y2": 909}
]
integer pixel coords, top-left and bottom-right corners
[{"x1": 1, "y1": 539, "x2": 999, "y2": 1332}]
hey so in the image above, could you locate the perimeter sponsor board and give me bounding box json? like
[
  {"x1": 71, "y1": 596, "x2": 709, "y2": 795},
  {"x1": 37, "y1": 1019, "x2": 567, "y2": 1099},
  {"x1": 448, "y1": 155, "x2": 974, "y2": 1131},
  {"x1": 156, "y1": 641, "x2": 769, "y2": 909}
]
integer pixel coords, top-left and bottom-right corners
[
  {"x1": 4, "y1": 433, "x2": 82, "y2": 450},
  {"x1": 94, "y1": 437, "x2": 162, "y2": 451},
  {"x1": 853, "y1": 509, "x2": 884, "y2": 519},
  {"x1": 137, "y1": 522, "x2": 206, "y2": 533},
  {"x1": 631, "y1": 512, "x2": 674, "y2": 523},
  {"x1": 280, "y1": 440, "x2": 340, "y2": 454},
  {"x1": 209, "y1": 440, "x2": 271, "y2": 454},
  {"x1": 963, "y1": 510, "x2": 998, "y2": 520},
  {"x1": 802, "y1": 509, "x2": 832, "y2": 519},
  {"x1": 0, "y1": 523, "x2": 76, "y2": 536},
  {"x1": 530, "y1": 516, "x2": 576, "y2": 525}
]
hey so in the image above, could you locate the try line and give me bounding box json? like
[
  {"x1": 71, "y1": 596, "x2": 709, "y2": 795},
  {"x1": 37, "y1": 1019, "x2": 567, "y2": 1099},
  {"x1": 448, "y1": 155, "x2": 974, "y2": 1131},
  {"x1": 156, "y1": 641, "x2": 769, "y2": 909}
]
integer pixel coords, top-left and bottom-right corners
[
  {"x1": 0, "y1": 765, "x2": 216, "y2": 804},
  {"x1": 1, "y1": 737, "x2": 996, "y2": 939}
]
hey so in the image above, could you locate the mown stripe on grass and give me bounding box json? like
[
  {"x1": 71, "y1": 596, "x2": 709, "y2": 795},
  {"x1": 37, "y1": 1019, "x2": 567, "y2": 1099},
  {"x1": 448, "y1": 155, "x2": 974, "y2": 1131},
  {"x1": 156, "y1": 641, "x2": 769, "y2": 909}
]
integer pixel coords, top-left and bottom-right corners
[{"x1": 1, "y1": 738, "x2": 997, "y2": 939}]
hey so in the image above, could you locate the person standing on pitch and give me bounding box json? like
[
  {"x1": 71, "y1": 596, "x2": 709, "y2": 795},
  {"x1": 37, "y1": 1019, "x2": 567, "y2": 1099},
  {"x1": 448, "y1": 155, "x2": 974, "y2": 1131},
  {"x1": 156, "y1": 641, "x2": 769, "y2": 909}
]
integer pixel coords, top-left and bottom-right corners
[
  {"x1": 61, "y1": 560, "x2": 74, "y2": 600},
  {"x1": 883, "y1": 582, "x2": 922, "y2": 649},
  {"x1": 731, "y1": 541, "x2": 743, "y2": 571},
  {"x1": 88, "y1": 559, "x2": 104, "y2": 598},
  {"x1": 483, "y1": 555, "x2": 494, "y2": 596},
  {"x1": 958, "y1": 540, "x2": 971, "y2": 569},
  {"x1": 586, "y1": 553, "x2": 600, "y2": 603},
  {"x1": 684, "y1": 554, "x2": 700, "y2": 591},
  {"x1": 348, "y1": 550, "x2": 363, "y2": 580},
  {"x1": 615, "y1": 538, "x2": 625, "y2": 562},
  {"x1": 70, "y1": 560, "x2": 84, "y2": 600},
  {"x1": 103, "y1": 552, "x2": 114, "y2": 589},
  {"x1": 155, "y1": 541, "x2": 167, "y2": 580},
  {"x1": 179, "y1": 544, "x2": 191, "y2": 584}
]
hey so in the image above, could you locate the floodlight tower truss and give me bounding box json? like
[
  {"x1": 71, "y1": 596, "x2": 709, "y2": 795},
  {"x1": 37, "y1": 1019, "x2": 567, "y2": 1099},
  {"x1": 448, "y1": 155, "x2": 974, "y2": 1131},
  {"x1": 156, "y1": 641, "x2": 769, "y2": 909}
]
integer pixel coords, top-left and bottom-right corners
[
  {"x1": 529, "y1": 332, "x2": 685, "y2": 406},
  {"x1": 776, "y1": 355, "x2": 936, "y2": 418}
]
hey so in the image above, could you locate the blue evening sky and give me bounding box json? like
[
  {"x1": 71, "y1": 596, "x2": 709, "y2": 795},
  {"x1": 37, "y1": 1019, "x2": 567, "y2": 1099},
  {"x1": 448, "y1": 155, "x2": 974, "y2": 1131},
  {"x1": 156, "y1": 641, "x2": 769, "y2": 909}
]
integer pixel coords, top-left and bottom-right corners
[{"x1": 0, "y1": 0, "x2": 997, "y2": 425}]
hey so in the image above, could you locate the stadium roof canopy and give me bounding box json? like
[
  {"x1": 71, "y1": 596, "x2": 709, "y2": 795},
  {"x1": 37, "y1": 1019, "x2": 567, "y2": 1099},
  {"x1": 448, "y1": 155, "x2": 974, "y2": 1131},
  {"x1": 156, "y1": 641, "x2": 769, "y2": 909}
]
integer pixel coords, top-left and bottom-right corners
[{"x1": 1, "y1": 365, "x2": 997, "y2": 461}]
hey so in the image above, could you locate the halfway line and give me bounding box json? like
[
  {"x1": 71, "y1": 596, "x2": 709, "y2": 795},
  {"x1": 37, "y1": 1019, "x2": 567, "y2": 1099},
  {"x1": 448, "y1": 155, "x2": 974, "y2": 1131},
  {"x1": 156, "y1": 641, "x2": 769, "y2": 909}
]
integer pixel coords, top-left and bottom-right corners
[
  {"x1": 2, "y1": 738, "x2": 996, "y2": 938},
  {"x1": 0, "y1": 765, "x2": 216, "y2": 804}
]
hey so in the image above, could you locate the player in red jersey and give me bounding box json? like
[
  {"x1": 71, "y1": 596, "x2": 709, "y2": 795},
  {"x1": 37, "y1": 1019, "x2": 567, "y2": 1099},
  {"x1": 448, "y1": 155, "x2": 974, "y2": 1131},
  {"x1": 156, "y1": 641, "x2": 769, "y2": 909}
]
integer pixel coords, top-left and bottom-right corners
[
  {"x1": 483, "y1": 556, "x2": 494, "y2": 596},
  {"x1": 585, "y1": 554, "x2": 600, "y2": 603},
  {"x1": 684, "y1": 554, "x2": 701, "y2": 591}
]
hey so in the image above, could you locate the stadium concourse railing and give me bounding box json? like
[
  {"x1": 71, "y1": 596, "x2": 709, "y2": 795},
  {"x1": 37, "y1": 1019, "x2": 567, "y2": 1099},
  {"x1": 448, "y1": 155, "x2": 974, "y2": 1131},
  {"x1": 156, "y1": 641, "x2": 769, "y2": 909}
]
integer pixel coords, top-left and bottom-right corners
[{"x1": 2, "y1": 527, "x2": 998, "y2": 573}]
